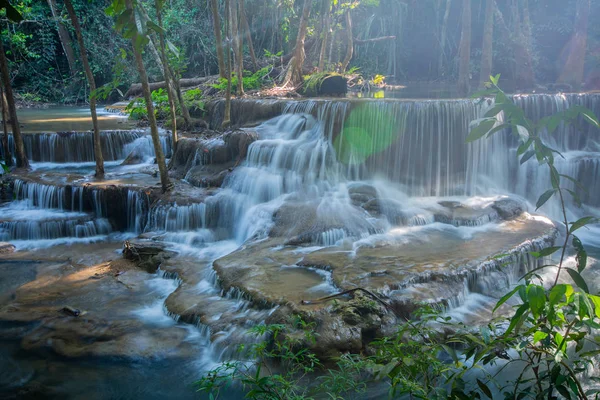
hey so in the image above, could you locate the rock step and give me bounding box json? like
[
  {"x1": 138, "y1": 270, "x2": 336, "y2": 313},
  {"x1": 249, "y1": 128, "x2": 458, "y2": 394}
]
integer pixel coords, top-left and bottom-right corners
[{"x1": 0, "y1": 215, "x2": 112, "y2": 241}]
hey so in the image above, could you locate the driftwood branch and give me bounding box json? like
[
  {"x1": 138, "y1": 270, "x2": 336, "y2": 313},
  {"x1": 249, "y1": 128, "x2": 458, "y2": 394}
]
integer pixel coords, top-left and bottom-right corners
[{"x1": 301, "y1": 287, "x2": 391, "y2": 310}]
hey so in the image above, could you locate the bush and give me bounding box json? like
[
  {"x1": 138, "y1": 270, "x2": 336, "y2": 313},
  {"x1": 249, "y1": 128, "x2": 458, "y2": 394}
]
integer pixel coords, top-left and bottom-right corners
[{"x1": 212, "y1": 67, "x2": 273, "y2": 93}]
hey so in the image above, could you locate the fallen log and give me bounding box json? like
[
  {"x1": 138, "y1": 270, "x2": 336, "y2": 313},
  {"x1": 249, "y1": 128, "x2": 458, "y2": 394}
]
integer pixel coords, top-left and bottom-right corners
[{"x1": 124, "y1": 75, "x2": 218, "y2": 98}]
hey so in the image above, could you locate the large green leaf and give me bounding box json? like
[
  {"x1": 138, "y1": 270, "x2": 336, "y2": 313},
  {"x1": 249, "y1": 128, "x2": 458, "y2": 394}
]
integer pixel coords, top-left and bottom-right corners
[
  {"x1": 536, "y1": 189, "x2": 556, "y2": 210},
  {"x1": 466, "y1": 118, "x2": 496, "y2": 143},
  {"x1": 565, "y1": 268, "x2": 589, "y2": 293},
  {"x1": 493, "y1": 285, "x2": 521, "y2": 312},
  {"x1": 570, "y1": 216, "x2": 598, "y2": 234}
]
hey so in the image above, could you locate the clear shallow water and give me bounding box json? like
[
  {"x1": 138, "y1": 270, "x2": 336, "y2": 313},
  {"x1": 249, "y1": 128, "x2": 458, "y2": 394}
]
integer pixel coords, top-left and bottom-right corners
[{"x1": 16, "y1": 106, "x2": 133, "y2": 133}]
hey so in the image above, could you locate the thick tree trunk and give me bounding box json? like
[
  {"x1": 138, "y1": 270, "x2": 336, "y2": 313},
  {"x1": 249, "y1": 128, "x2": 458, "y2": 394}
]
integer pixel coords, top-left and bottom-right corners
[
  {"x1": 558, "y1": 0, "x2": 590, "y2": 89},
  {"x1": 64, "y1": 0, "x2": 104, "y2": 178},
  {"x1": 46, "y1": 0, "x2": 77, "y2": 75},
  {"x1": 479, "y1": 0, "x2": 494, "y2": 88},
  {"x1": 437, "y1": 0, "x2": 452, "y2": 77},
  {"x1": 239, "y1": 0, "x2": 257, "y2": 70},
  {"x1": 230, "y1": 0, "x2": 243, "y2": 96},
  {"x1": 210, "y1": 0, "x2": 227, "y2": 79},
  {"x1": 0, "y1": 86, "x2": 12, "y2": 167},
  {"x1": 341, "y1": 10, "x2": 353, "y2": 72},
  {"x1": 223, "y1": 0, "x2": 232, "y2": 128},
  {"x1": 457, "y1": 0, "x2": 471, "y2": 96},
  {"x1": 125, "y1": 0, "x2": 170, "y2": 192},
  {"x1": 0, "y1": 40, "x2": 28, "y2": 168},
  {"x1": 154, "y1": 0, "x2": 178, "y2": 153},
  {"x1": 284, "y1": 0, "x2": 311, "y2": 86}
]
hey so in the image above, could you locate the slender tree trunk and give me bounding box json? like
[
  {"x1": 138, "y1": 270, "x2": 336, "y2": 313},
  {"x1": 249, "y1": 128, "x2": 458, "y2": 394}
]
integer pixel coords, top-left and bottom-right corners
[
  {"x1": 210, "y1": 0, "x2": 227, "y2": 79},
  {"x1": 64, "y1": 0, "x2": 104, "y2": 178},
  {"x1": 341, "y1": 10, "x2": 353, "y2": 72},
  {"x1": 558, "y1": 0, "x2": 590, "y2": 89},
  {"x1": 284, "y1": 0, "x2": 311, "y2": 86},
  {"x1": 46, "y1": 0, "x2": 77, "y2": 75},
  {"x1": 0, "y1": 86, "x2": 12, "y2": 167},
  {"x1": 239, "y1": 0, "x2": 257, "y2": 70},
  {"x1": 230, "y1": 0, "x2": 244, "y2": 96},
  {"x1": 154, "y1": 0, "x2": 178, "y2": 153},
  {"x1": 125, "y1": 0, "x2": 170, "y2": 192},
  {"x1": 318, "y1": 0, "x2": 331, "y2": 72},
  {"x1": 0, "y1": 40, "x2": 28, "y2": 168},
  {"x1": 223, "y1": 0, "x2": 232, "y2": 128},
  {"x1": 457, "y1": 0, "x2": 471, "y2": 96},
  {"x1": 479, "y1": 0, "x2": 494, "y2": 87},
  {"x1": 437, "y1": 0, "x2": 452, "y2": 77}
]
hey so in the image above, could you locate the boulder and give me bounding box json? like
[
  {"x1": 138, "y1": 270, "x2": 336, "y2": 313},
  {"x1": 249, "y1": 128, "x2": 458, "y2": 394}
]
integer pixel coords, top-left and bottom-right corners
[
  {"x1": 347, "y1": 183, "x2": 378, "y2": 206},
  {"x1": 223, "y1": 129, "x2": 259, "y2": 160},
  {"x1": 302, "y1": 74, "x2": 348, "y2": 97},
  {"x1": 492, "y1": 198, "x2": 526, "y2": 220},
  {"x1": 0, "y1": 242, "x2": 15, "y2": 254},
  {"x1": 122, "y1": 241, "x2": 175, "y2": 273},
  {"x1": 185, "y1": 164, "x2": 232, "y2": 188}
]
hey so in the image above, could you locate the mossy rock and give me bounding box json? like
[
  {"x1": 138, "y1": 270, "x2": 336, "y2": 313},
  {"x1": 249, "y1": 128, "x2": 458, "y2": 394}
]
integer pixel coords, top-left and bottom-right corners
[{"x1": 302, "y1": 73, "x2": 348, "y2": 97}]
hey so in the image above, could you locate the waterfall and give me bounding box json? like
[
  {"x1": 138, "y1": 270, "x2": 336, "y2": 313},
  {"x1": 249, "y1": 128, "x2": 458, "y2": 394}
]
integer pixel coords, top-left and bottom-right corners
[{"x1": 2, "y1": 130, "x2": 172, "y2": 163}]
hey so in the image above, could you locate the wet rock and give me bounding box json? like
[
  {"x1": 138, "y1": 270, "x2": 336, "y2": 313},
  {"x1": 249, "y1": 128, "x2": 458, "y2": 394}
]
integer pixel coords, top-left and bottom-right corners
[
  {"x1": 270, "y1": 202, "x2": 318, "y2": 238},
  {"x1": 492, "y1": 197, "x2": 526, "y2": 220},
  {"x1": 120, "y1": 143, "x2": 146, "y2": 165},
  {"x1": 362, "y1": 198, "x2": 406, "y2": 225},
  {"x1": 61, "y1": 306, "x2": 81, "y2": 317},
  {"x1": 185, "y1": 164, "x2": 232, "y2": 188},
  {"x1": 0, "y1": 242, "x2": 15, "y2": 254},
  {"x1": 434, "y1": 201, "x2": 499, "y2": 227},
  {"x1": 122, "y1": 241, "x2": 174, "y2": 273},
  {"x1": 223, "y1": 129, "x2": 259, "y2": 161},
  {"x1": 347, "y1": 183, "x2": 378, "y2": 206}
]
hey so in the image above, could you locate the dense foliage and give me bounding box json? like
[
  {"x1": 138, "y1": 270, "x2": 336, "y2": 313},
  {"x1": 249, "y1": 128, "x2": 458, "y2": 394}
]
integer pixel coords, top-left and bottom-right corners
[{"x1": 0, "y1": 0, "x2": 599, "y2": 102}]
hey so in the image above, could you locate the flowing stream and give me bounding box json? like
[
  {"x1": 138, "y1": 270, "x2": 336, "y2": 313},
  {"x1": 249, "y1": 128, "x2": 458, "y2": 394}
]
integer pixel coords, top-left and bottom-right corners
[{"x1": 0, "y1": 95, "x2": 599, "y2": 398}]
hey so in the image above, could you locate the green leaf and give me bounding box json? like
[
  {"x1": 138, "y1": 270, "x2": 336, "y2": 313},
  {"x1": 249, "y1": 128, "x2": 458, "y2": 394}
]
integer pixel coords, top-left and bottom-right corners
[
  {"x1": 519, "y1": 150, "x2": 536, "y2": 165},
  {"x1": 536, "y1": 189, "x2": 556, "y2": 210},
  {"x1": 484, "y1": 105, "x2": 505, "y2": 118},
  {"x1": 550, "y1": 165, "x2": 560, "y2": 189},
  {"x1": 493, "y1": 285, "x2": 521, "y2": 312},
  {"x1": 590, "y1": 295, "x2": 600, "y2": 319},
  {"x1": 505, "y1": 303, "x2": 529, "y2": 336},
  {"x1": 549, "y1": 284, "x2": 567, "y2": 305},
  {"x1": 533, "y1": 331, "x2": 548, "y2": 343},
  {"x1": 490, "y1": 74, "x2": 500, "y2": 85},
  {"x1": 146, "y1": 20, "x2": 164, "y2": 35},
  {"x1": 466, "y1": 119, "x2": 496, "y2": 143},
  {"x1": 517, "y1": 138, "x2": 534, "y2": 155},
  {"x1": 530, "y1": 246, "x2": 562, "y2": 258},
  {"x1": 546, "y1": 115, "x2": 562, "y2": 134},
  {"x1": 477, "y1": 379, "x2": 493, "y2": 399},
  {"x1": 572, "y1": 235, "x2": 587, "y2": 273},
  {"x1": 570, "y1": 216, "x2": 598, "y2": 234},
  {"x1": 3, "y1": 2, "x2": 23, "y2": 22},
  {"x1": 527, "y1": 285, "x2": 546, "y2": 316},
  {"x1": 565, "y1": 268, "x2": 589, "y2": 293}
]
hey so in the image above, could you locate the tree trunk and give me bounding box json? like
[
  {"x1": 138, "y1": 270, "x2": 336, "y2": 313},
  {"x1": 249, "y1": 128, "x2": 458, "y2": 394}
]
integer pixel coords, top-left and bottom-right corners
[
  {"x1": 457, "y1": 0, "x2": 471, "y2": 96},
  {"x1": 318, "y1": 0, "x2": 331, "y2": 72},
  {"x1": 512, "y1": 0, "x2": 535, "y2": 89},
  {"x1": 223, "y1": 0, "x2": 232, "y2": 128},
  {"x1": 557, "y1": 0, "x2": 590, "y2": 90},
  {"x1": 210, "y1": 0, "x2": 227, "y2": 79},
  {"x1": 479, "y1": 0, "x2": 494, "y2": 88},
  {"x1": 125, "y1": 0, "x2": 170, "y2": 192},
  {"x1": 64, "y1": 0, "x2": 104, "y2": 178},
  {"x1": 46, "y1": 0, "x2": 77, "y2": 75},
  {"x1": 154, "y1": 0, "x2": 178, "y2": 153},
  {"x1": 341, "y1": 10, "x2": 353, "y2": 72},
  {"x1": 239, "y1": 0, "x2": 257, "y2": 70},
  {"x1": 284, "y1": 0, "x2": 311, "y2": 86},
  {"x1": 230, "y1": 0, "x2": 243, "y2": 96},
  {"x1": 0, "y1": 39, "x2": 28, "y2": 168},
  {"x1": 0, "y1": 86, "x2": 12, "y2": 167},
  {"x1": 437, "y1": 0, "x2": 452, "y2": 77}
]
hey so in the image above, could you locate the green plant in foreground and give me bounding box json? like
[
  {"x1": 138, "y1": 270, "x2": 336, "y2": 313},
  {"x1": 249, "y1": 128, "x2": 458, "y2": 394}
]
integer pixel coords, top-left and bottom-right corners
[
  {"x1": 462, "y1": 75, "x2": 600, "y2": 399},
  {"x1": 125, "y1": 88, "x2": 170, "y2": 120},
  {"x1": 197, "y1": 77, "x2": 600, "y2": 400}
]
